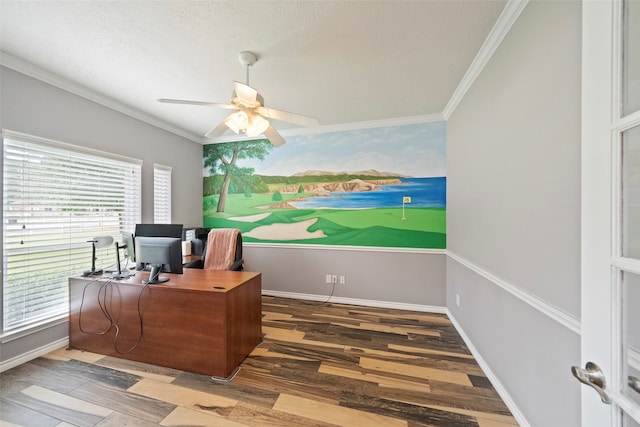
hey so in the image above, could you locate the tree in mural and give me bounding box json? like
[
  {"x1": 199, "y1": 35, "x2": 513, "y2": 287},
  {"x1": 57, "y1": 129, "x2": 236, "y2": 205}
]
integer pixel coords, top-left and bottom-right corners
[{"x1": 203, "y1": 139, "x2": 273, "y2": 212}]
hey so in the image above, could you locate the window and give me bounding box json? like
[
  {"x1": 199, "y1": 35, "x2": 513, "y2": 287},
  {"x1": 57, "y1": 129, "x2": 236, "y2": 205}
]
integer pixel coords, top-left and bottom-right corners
[
  {"x1": 2, "y1": 130, "x2": 141, "y2": 334},
  {"x1": 154, "y1": 164, "x2": 172, "y2": 224}
]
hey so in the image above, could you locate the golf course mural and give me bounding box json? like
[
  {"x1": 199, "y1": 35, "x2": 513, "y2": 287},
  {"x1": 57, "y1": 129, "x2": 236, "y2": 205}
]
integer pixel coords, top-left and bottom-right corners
[{"x1": 202, "y1": 121, "x2": 446, "y2": 249}]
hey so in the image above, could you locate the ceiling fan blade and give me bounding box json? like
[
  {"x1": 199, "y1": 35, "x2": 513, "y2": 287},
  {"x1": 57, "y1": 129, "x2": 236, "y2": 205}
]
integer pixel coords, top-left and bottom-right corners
[
  {"x1": 204, "y1": 121, "x2": 230, "y2": 139},
  {"x1": 158, "y1": 98, "x2": 237, "y2": 109},
  {"x1": 233, "y1": 82, "x2": 259, "y2": 108},
  {"x1": 256, "y1": 106, "x2": 319, "y2": 127},
  {"x1": 263, "y1": 125, "x2": 286, "y2": 147}
]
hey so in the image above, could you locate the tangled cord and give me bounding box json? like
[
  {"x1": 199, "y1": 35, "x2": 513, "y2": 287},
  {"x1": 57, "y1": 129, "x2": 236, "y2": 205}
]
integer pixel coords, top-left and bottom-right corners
[{"x1": 78, "y1": 278, "x2": 149, "y2": 354}]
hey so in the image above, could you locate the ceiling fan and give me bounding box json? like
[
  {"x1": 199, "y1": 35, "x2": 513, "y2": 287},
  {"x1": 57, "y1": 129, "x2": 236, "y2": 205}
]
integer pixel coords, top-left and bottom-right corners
[{"x1": 158, "y1": 51, "x2": 319, "y2": 146}]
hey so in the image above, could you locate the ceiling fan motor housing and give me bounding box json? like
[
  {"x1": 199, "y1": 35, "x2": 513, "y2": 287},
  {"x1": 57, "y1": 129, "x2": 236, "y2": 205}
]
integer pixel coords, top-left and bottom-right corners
[{"x1": 238, "y1": 51, "x2": 257, "y2": 67}]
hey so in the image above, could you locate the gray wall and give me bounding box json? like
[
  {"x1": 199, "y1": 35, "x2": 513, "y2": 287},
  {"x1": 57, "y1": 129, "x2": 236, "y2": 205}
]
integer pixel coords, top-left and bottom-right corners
[
  {"x1": 0, "y1": 65, "x2": 204, "y2": 363},
  {"x1": 245, "y1": 245, "x2": 446, "y2": 308},
  {"x1": 446, "y1": 1, "x2": 582, "y2": 426}
]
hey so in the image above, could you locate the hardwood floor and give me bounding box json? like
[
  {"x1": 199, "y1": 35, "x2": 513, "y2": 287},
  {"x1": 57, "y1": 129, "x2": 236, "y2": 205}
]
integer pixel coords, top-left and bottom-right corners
[{"x1": 1, "y1": 296, "x2": 518, "y2": 426}]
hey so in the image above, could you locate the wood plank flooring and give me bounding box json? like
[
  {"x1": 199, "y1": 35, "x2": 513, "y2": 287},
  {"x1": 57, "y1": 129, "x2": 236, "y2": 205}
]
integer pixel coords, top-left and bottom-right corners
[{"x1": 1, "y1": 296, "x2": 518, "y2": 426}]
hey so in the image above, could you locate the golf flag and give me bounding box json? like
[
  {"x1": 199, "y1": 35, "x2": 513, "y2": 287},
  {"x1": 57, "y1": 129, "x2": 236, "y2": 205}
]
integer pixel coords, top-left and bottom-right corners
[{"x1": 402, "y1": 196, "x2": 411, "y2": 220}]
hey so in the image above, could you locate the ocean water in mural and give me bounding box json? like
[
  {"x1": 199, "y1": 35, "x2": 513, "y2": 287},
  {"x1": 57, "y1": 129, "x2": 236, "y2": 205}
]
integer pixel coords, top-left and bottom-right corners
[{"x1": 289, "y1": 177, "x2": 446, "y2": 209}]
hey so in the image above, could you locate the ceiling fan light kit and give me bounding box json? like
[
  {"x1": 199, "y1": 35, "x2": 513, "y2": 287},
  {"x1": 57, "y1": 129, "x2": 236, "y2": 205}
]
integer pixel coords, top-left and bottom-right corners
[
  {"x1": 158, "y1": 51, "x2": 319, "y2": 146},
  {"x1": 225, "y1": 111, "x2": 248, "y2": 134},
  {"x1": 245, "y1": 113, "x2": 270, "y2": 137},
  {"x1": 225, "y1": 110, "x2": 270, "y2": 137}
]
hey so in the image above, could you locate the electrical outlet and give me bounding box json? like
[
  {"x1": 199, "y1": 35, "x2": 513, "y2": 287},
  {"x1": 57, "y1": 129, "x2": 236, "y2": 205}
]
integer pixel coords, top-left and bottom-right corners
[
  {"x1": 325, "y1": 274, "x2": 332, "y2": 284},
  {"x1": 456, "y1": 294, "x2": 460, "y2": 307},
  {"x1": 339, "y1": 275, "x2": 345, "y2": 285},
  {"x1": 331, "y1": 274, "x2": 337, "y2": 284}
]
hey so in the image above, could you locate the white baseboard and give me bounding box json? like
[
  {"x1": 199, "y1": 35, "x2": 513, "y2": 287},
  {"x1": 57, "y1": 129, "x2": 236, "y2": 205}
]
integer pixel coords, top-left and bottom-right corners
[
  {"x1": 262, "y1": 290, "x2": 447, "y2": 314},
  {"x1": 0, "y1": 337, "x2": 68, "y2": 373},
  {"x1": 447, "y1": 310, "x2": 531, "y2": 427}
]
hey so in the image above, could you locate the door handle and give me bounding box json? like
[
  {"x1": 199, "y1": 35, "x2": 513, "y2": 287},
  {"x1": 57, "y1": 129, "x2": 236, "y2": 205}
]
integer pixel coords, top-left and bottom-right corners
[
  {"x1": 571, "y1": 362, "x2": 611, "y2": 404},
  {"x1": 630, "y1": 376, "x2": 640, "y2": 394}
]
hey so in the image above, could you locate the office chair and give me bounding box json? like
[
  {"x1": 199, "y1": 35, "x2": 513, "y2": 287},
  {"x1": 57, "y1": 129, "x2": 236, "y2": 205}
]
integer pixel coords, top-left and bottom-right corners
[{"x1": 184, "y1": 228, "x2": 243, "y2": 271}]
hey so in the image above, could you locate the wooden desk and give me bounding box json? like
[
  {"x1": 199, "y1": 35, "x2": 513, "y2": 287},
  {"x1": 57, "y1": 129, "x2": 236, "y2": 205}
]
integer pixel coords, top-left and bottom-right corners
[{"x1": 68, "y1": 269, "x2": 262, "y2": 378}]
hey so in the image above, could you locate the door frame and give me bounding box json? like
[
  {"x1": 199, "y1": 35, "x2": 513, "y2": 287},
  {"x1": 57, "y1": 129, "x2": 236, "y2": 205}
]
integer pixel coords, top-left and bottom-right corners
[{"x1": 581, "y1": 0, "x2": 640, "y2": 425}]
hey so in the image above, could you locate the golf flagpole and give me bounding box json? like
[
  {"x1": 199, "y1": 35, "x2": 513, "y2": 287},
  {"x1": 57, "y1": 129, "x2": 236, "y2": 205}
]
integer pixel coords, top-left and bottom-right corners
[{"x1": 402, "y1": 196, "x2": 411, "y2": 220}]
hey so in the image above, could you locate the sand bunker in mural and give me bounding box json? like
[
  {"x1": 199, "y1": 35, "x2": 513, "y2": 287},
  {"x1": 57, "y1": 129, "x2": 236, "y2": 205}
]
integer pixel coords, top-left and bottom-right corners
[
  {"x1": 228, "y1": 213, "x2": 271, "y2": 222},
  {"x1": 244, "y1": 218, "x2": 326, "y2": 240}
]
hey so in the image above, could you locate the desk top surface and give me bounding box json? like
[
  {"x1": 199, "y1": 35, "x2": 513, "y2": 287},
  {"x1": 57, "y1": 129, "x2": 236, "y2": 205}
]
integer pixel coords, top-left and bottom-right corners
[{"x1": 70, "y1": 268, "x2": 260, "y2": 293}]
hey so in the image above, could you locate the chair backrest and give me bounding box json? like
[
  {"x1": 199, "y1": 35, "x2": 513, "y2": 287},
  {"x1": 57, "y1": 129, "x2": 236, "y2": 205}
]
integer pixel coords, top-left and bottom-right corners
[
  {"x1": 233, "y1": 233, "x2": 243, "y2": 264},
  {"x1": 201, "y1": 228, "x2": 243, "y2": 270}
]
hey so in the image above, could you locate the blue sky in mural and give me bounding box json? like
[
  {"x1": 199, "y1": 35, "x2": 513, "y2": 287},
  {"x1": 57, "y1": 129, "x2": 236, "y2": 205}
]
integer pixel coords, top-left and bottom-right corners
[{"x1": 239, "y1": 121, "x2": 446, "y2": 177}]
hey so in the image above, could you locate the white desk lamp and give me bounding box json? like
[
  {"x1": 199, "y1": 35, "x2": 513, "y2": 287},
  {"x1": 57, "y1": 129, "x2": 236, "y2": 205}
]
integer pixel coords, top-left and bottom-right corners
[{"x1": 82, "y1": 235, "x2": 114, "y2": 276}]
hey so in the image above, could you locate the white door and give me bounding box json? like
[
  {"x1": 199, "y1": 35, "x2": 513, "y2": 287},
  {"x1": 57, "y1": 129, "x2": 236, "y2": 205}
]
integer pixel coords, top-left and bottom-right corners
[{"x1": 579, "y1": 0, "x2": 640, "y2": 425}]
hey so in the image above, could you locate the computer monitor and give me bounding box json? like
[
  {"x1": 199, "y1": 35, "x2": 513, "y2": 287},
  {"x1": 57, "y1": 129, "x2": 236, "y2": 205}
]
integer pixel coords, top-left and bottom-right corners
[
  {"x1": 135, "y1": 223, "x2": 183, "y2": 238},
  {"x1": 122, "y1": 232, "x2": 136, "y2": 262},
  {"x1": 135, "y1": 236, "x2": 183, "y2": 284}
]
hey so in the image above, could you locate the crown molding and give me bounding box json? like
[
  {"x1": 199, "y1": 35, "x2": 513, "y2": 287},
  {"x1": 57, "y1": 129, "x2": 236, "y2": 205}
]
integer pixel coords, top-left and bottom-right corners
[
  {"x1": 442, "y1": 0, "x2": 529, "y2": 119},
  {"x1": 281, "y1": 114, "x2": 445, "y2": 136},
  {"x1": 0, "y1": 51, "x2": 203, "y2": 144}
]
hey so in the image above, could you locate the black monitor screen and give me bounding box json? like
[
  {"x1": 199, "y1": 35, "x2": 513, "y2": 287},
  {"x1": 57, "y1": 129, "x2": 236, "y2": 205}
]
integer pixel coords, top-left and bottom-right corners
[
  {"x1": 135, "y1": 236, "x2": 183, "y2": 284},
  {"x1": 135, "y1": 223, "x2": 183, "y2": 238}
]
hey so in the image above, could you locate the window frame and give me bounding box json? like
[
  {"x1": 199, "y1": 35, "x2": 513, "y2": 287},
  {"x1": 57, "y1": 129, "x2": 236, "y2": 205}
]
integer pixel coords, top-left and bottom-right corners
[
  {"x1": 153, "y1": 163, "x2": 172, "y2": 224},
  {"x1": 1, "y1": 130, "x2": 142, "y2": 338}
]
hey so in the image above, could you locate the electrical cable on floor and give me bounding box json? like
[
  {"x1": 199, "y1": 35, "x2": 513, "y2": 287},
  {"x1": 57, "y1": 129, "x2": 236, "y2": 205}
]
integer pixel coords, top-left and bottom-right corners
[
  {"x1": 321, "y1": 280, "x2": 337, "y2": 304},
  {"x1": 302, "y1": 277, "x2": 337, "y2": 306}
]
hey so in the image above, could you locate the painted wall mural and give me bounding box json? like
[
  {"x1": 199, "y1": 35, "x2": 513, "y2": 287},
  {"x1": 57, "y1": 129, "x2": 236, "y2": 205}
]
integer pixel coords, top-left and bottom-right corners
[{"x1": 202, "y1": 121, "x2": 446, "y2": 249}]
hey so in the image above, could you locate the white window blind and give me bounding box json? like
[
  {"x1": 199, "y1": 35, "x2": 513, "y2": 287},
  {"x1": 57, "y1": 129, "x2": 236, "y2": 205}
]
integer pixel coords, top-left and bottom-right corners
[
  {"x1": 2, "y1": 131, "x2": 141, "y2": 334},
  {"x1": 154, "y1": 164, "x2": 172, "y2": 224}
]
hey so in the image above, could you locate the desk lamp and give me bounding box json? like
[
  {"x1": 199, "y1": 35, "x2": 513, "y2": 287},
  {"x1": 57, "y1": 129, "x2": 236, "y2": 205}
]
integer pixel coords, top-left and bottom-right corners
[
  {"x1": 82, "y1": 235, "x2": 114, "y2": 276},
  {"x1": 112, "y1": 241, "x2": 132, "y2": 279}
]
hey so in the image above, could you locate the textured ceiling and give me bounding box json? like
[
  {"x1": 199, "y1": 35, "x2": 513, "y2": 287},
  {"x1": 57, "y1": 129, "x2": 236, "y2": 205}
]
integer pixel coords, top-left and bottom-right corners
[{"x1": 0, "y1": 0, "x2": 507, "y2": 142}]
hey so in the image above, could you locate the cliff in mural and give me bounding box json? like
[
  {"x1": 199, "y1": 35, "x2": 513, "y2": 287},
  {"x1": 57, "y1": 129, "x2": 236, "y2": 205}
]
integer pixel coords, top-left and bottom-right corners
[{"x1": 277, "y1": 178, "x2": 402, "y2": 196}]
